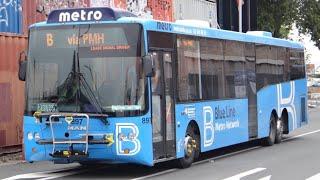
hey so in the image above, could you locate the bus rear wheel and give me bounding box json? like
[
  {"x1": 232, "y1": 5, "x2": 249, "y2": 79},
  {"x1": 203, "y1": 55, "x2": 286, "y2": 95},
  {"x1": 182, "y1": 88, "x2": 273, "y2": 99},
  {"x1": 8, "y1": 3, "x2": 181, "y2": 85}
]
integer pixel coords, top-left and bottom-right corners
[
  {"x1": 275, "y1": 118, "x2": 284, "y2": 144},
  {"x1": 262, "y1": 114, "x2": 277, "y2": 146},
  {"x1": 177, "y1": 125, "x2": 200, "y2": 168}
]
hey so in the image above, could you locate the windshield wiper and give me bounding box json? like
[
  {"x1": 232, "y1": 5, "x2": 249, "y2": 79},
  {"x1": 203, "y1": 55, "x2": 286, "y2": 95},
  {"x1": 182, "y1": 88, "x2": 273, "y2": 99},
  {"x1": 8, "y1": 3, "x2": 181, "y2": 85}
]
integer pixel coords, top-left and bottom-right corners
[
  {"x1": 57, "y1": 50, "x2": 105, "y2": 115},
  {"x1": 74, "y1": 51, "x2": 105, "y2": 115}
]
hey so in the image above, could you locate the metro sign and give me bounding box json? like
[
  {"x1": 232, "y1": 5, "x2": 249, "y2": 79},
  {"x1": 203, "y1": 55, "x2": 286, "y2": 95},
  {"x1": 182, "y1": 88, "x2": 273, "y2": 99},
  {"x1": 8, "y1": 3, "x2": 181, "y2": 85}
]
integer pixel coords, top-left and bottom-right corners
[
  {"x1": 47, "y1": 7, "x2": 136, "y2": 24},
  {"x1": 58, "y1": 10, "x2": 103, "y2": 22}
]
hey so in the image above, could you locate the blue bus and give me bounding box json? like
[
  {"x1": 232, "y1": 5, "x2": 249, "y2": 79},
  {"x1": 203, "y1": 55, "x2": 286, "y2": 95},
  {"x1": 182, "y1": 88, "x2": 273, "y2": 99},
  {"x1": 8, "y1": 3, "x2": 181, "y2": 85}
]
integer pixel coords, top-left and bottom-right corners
[{"x1": 19, "y1": 7, "x2": 307, "y2": 168}]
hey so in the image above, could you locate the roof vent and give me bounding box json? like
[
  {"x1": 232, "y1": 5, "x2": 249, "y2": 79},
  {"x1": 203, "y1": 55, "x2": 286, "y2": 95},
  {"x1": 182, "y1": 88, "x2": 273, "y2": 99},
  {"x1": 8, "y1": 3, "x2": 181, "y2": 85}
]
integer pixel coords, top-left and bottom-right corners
[
  {"x1": 246, "y1": 31, "x2": 272, "y2": 37},
  {"x1": 175, "y1": 19, "x2": 211, "y2": 28}
]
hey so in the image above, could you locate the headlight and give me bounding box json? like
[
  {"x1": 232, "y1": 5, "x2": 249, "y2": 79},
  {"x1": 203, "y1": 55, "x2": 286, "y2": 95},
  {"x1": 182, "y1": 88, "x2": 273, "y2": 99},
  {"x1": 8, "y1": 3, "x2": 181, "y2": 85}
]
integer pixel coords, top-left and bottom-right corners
[
  {"x1": 27, "y1": 132, "x2": 33, "y2": 140},
  {"x1": 34, "y1": 132, "x2": 40, "y2": 141},
  {"x1": 118, "y1": 133, "x2": 126, "y2": 141}
]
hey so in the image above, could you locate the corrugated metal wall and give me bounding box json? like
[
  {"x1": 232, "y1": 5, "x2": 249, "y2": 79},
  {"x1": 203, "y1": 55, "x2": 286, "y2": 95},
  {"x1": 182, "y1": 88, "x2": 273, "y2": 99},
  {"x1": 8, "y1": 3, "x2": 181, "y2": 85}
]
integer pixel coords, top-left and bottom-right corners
[
  {"x1": 173, "y1": 0, "x2": 217, "y2": 27},
  {"x1": 0, "y1": 33, "x2": 27, "y2": 147},
  {"x1": 0, "y1": 0, "x2": 23, "y2": 34},
  {"x1": 22, "y1": 0, "x2": 46, "y2": 35}
]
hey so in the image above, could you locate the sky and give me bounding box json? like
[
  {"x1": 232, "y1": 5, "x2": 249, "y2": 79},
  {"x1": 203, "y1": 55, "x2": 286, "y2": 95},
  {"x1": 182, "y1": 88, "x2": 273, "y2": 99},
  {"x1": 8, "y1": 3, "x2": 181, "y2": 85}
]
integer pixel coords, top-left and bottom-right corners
[{"x1": 288, "y1": 26, "x2": 320, "y2": 69}]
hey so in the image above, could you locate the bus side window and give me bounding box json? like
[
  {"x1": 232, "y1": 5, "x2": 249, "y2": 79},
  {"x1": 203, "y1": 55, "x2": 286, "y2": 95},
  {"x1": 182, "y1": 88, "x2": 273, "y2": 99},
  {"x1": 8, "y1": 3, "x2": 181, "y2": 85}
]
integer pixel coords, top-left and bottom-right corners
[
  {"x1": 177, "y1": 36, "x2": 201, "y2": 101},
  {"x1": 224, "y1": 40, "x2": 246, "y2": 98},
  {"x1": 200, "y1": 38, "x2": 224, "y2": 100},
  {"x1": 290, "y1": 49, "x2": 305, "y2": 80}
]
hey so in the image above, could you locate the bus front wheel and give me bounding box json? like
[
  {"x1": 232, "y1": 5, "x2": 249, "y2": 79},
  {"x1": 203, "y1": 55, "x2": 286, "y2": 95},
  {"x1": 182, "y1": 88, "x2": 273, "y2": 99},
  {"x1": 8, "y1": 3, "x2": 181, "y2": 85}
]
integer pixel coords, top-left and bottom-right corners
[{"x1": 177, "y1": 125, "x2": 200, "y2": 168}]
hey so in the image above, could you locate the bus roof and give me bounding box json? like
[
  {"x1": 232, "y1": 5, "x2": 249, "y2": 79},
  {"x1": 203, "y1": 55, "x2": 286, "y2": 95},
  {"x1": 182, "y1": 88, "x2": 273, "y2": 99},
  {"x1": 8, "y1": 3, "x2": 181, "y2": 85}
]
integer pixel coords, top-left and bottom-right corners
[{"x1": 31, "y1": 16, "x2": 304, "y2": 50}]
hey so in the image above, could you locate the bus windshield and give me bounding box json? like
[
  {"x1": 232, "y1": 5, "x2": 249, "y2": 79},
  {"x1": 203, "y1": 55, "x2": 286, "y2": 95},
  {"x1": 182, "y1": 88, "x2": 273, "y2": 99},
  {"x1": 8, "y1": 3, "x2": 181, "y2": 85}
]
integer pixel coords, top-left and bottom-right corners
[{"x1": 26, "y1": 24, "x2": 146, "y2": 117}]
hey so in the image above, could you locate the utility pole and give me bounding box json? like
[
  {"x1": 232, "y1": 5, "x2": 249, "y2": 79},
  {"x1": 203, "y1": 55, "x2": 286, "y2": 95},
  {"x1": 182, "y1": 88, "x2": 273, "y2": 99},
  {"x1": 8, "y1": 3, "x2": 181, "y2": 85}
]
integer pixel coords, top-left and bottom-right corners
[{"x1": 237, "y1": 0, "x2": 244, "y2": 32}]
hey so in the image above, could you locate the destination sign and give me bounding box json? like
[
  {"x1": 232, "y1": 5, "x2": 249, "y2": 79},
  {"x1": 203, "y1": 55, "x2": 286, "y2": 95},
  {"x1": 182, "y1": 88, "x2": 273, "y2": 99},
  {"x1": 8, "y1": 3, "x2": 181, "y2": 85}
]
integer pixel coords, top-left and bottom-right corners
[
  {"x1": 47, "y1": 7, "x2": 136, "y2": 24},
  {"x1": 30, "y1": 24, "x2": 142, "y2": 58},
  {"x1": 44, "y1": 31, "x2": 131, "y2": 53}
]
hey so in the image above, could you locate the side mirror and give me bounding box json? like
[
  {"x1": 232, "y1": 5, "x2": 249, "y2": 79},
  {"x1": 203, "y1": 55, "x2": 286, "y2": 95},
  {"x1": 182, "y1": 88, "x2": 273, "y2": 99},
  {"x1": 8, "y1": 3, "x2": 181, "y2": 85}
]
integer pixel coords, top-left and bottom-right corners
[
  {"x1": 143, "y1": 54, "x2": 153, "y2": 77},
  {"x1": 18, "y1": 52, "x2": 27, "y2": 81}
]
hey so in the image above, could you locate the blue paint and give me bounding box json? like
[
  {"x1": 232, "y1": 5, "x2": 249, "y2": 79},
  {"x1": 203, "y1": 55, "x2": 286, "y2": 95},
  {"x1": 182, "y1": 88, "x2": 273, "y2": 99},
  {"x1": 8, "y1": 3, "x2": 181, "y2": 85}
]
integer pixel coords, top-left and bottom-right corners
[
  {"x1": 175, "y1": 99, "x2": 249, "y2": 158},
  {"x1": 24, "y1": 113, "x2": 153, "y2": 166},
  {"x1": 0, "y1": 0, "x2": 22, "y2": 34},
  {"x1": 257, "y1": 79, "x2": 308, "y2": 138}
]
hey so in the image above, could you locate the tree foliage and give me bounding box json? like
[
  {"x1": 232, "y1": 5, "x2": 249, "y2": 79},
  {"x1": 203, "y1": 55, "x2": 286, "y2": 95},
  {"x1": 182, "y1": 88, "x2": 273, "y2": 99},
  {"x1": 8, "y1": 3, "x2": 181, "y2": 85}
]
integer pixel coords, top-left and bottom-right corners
[
  {"x1": 257, "y1": 0, "x2": 299, "y2": 38},
  {"x1": 257, "y1": 0, "x2": 320, "y2": 49},
  {"x1": 297, "y1": 0, "x2": 320, "y2": 49}
]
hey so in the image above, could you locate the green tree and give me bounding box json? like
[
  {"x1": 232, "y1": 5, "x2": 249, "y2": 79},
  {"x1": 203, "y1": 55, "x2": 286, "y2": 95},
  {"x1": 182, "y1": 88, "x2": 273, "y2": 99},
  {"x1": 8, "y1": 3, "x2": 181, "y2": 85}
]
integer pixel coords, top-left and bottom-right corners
[
  {"x1": 297, "y1": 0, "x2": 320, "y2": 49},
  {"x1": 257, "y1": 0, "x2": 320, "y2": 49},
  {"x1": 257, "y1": 0, "x2": 299, "y2": 38}
]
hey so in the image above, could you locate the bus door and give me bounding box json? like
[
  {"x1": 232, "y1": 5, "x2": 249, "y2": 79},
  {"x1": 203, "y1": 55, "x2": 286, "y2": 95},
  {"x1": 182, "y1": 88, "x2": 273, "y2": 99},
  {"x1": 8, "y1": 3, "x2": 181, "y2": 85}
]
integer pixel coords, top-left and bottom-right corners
[{"x1": 151, "y1": 51, "x2": 176, "y2": 160}]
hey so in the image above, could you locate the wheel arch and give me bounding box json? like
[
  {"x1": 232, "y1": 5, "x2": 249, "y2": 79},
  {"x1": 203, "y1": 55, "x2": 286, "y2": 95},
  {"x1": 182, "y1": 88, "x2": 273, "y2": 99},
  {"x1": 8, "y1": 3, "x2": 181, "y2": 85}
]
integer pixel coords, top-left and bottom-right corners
[
  {"x1": 187, "y1": 120, "x2": 200, "y2": 134},
  {"x1": 271, "y1": 109, "x2": 279, "y2": 120}
]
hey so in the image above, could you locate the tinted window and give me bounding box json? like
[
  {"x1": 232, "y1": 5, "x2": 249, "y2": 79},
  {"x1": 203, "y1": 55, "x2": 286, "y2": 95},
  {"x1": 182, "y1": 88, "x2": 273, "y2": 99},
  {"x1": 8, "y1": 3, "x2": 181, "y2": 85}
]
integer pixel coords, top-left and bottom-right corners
[
  {"x1": 269, "y1": 46, "x2": 279, "y2": 84},
  {"x1": 277, "y1": 47, "x2": 290, "y2": 83},
  {"x1": 224, "y1": 41, "x2": 246, "y2": 98},
  {"x1": 256, "y1": 45, "x2": 275, "y2": 90},
  {"x1": 177, "y1": 36, "x2": 201, "y2": 101},
  {"x1": 148, "y1": 31, "x2": 174, "y2": 49},
  {"x1": 245, "y1": 43, "x2": 256, "y2": 95},
  {"x1": 290, "y1": 49, "x2": 305, "y2": 80},
  {"x1": 200, "y1": 38, "x2": 225, "y2": 100}
]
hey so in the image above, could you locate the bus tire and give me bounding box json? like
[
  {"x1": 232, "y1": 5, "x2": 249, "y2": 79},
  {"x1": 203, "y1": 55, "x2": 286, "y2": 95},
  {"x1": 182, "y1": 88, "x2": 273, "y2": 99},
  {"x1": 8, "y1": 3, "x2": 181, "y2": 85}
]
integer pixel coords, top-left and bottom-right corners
[
  {"x1": 275, "y1": 118, "x2": 284, "y2": 144},
  {"x1": 262, "y1": 114, "x2": 276, "y2": 146},
  {"x1": 177, "y1": 125, "x2": 200, "y2": 168}
]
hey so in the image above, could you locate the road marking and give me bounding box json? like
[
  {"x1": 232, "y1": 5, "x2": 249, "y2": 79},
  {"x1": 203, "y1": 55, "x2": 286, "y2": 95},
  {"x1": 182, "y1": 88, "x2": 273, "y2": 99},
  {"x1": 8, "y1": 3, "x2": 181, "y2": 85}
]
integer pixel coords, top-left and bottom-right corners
[
  {"x1": 131, "y1": 169, "x2": 178, "y2": 180},
  {"x1": 283, "y1": 129, "x2": 320, "y2": 142},
  {"x1": 306, "y1": 173, "x2": 320, "y2": 180},
  {"x1": 3, "y1": 172, "x2": 78, "y2": 180},
  {"x1": 2, "y1": 167, "x2": 83, "y2": 180},
  {"x1": 259, "y1": 175, "x2": 272, "y2": 180},
  {"x1": 222, "y1": 168, "x2": 266, "y2": 180},
  {"x1": 194, "y1": 146, "x2": 261, "y2": 165}
]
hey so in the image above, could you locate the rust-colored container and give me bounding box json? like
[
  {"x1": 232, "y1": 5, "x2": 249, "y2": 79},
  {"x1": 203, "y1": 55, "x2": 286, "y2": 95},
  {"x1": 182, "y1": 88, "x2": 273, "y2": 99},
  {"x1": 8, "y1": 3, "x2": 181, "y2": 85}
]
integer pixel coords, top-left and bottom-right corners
[
  {"x1": 148, "y1": 0, "x2": 173, "y2": 22},
  {"x1": 0, "y1": 33, "x2": 28, "y2": 147},
  {"x1": 22, "y1": 0, "x2": 90, "y2": 34},
  {"x1": 22, "y1": 0, "x2": 46, "y2": 35}
]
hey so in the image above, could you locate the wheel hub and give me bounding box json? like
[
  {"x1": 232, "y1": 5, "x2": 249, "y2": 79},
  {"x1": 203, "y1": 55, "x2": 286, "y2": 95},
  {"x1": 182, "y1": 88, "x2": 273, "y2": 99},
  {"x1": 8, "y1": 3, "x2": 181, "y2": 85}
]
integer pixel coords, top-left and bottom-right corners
[
  {"x1": 277, "y1": 120, "x2": 283, "y2": 132},
  {"x1": 184, "y1": 136, "x2": 197, "y2": 158}
]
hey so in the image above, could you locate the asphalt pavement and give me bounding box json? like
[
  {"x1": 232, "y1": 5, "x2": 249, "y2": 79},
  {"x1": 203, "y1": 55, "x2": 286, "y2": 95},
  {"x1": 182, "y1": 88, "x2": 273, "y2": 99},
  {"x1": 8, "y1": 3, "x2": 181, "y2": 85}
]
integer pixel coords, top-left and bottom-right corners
[{"x1": 1, "y1": 107, "x2": 320, "y2": 180}]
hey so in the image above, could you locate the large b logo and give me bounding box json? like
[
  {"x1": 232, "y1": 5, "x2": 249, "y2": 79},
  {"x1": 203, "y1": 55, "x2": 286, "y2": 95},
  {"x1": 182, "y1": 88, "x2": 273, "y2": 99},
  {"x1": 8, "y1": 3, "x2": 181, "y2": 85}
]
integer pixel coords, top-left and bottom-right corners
[
  {"x1": 116, "y1": 123, "x2": 141, "y2": 156},
  {"x1": 203, "y1": 106, "x2": 214, "y2": 147}
]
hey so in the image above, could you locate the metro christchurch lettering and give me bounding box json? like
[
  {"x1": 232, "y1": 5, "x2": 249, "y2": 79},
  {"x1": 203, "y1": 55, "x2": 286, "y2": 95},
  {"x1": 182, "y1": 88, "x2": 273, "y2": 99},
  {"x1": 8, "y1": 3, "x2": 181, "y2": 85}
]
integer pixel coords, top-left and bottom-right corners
[{"x1": 21, "y1": 7, "x2": 307, "y2": 169}]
